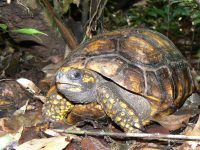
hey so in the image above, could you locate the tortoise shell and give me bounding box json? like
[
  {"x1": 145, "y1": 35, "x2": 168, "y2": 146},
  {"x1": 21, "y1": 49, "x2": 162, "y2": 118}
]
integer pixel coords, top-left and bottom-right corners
[{"x1": 61, "y1": 28, "x2": 195, "y2": 119}]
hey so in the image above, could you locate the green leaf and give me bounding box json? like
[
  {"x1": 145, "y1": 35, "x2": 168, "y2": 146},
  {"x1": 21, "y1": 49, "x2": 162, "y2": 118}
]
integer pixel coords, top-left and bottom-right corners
[
  {"x1": 63, "y1": 0, "x2": 73, "y2": 13},
  {"x1": 149, "y1": 7, "x2": 166, "y2": 17},
  {"x1": 0, "y1": 23, "x2": 8, "y2": 31},
  {"x1": 196, "y1": 49, "x2": 200, "y2": 59},
  {"x1": 196, "y1": 76, "x2": 200, "y2": 81},
  {"x1": 148, "y1": 10, "x2": 158, "y2": 17},
  {"x1": 193, "y1": 18, "x2": 200, "y2": 25},
  {"x1": 191, "y1": 12, "x2": 200, "y2": 19},
  {"x1": 11, "y1": 28, "x2": 48, "y2": 36},
  {"x1": 172, "y1": 6, "x2": 191, "y2": 17}
]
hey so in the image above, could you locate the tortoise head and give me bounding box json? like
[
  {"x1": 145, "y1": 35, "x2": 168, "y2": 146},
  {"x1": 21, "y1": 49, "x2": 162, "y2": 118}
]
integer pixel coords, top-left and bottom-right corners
[{"x1": 56, "y1": 67, "x2": 98, "y2": 103}]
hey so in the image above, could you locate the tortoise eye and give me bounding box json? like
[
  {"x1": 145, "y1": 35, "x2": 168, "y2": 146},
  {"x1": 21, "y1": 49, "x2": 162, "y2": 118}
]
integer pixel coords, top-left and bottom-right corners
[{"x1": 68, "y1": 69, "x2": 82, "y2": 80}]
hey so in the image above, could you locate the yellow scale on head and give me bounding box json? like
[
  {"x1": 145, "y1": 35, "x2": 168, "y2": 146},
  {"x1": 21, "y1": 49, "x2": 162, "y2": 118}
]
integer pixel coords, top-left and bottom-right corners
[
  {"x1": 82, "y1": 74, "x2": 95, "y2": 83},
  {"x1": 59, "y1": 66, "x2": 72, "y2": 72}
]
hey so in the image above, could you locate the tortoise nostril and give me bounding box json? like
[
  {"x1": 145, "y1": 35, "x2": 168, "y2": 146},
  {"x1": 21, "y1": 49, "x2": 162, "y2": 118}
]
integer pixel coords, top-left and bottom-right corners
[{"x1": 56, "y1": 72, "x2": 64, "y2": 80}]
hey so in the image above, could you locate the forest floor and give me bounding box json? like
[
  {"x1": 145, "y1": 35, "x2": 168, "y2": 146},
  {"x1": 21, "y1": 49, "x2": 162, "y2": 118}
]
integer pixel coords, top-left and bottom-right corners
[{"x1": 1, "y1": 1, "x2": 200, "y2": 150}]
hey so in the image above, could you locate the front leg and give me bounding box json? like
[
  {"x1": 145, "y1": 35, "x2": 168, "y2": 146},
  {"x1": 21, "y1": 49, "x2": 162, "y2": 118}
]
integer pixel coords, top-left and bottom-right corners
[
  {"x1": 42, "y1": 86, "x2": 74, "y2": 122},
  {"x1": 97, "y1": 82, "x2": 151, "y2": 132}
]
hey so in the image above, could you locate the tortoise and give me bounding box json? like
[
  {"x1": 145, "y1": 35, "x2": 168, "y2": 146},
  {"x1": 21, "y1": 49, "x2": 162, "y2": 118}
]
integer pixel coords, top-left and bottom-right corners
[{"x1": 43, "y1": 28, "x2": 198, "y2": 132}]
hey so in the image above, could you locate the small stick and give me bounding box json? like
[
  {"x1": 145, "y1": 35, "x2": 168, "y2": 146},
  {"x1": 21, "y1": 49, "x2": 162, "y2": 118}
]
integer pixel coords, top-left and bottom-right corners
[
  {"x1": 55, "y1": 129, "x2": 200, "y2": 141},
  {"x1": 42, "y1": 0, "x2": 78, "y2": 50}
]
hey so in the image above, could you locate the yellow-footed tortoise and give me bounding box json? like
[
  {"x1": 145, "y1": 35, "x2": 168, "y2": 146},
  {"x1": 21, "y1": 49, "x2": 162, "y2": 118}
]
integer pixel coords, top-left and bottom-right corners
[{"x1": 43, "y1": 28, "x2": 198, "y2": 132}]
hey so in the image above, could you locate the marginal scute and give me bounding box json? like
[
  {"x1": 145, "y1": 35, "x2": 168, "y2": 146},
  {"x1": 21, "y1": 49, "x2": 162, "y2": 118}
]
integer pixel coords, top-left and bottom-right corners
[
  {"x1": 156, "y1": 68, "x2": 173, "y2": 100},
  {"x1": 146, "y1": 71, "x2": 162, "y2": 100},
  {"x1": 182, "y1": 67, "x2": 193, "y2": 98},
  {"x1": 141, "y1": 31, "x2": 172, "y2": 49},
  {"x1": 102, "y1": 30, "x2": 122, "y2": 36},
  {"x1": 83, "y1": 39, "x2": 115, "y2": 53},
  {"x1": 171, "y1": 69, "x2": 184, "y2": 103}
]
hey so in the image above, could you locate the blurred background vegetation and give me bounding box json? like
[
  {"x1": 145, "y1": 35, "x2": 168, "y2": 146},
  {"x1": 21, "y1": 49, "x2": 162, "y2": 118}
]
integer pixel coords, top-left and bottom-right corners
[
  {"x1": 105, "y1": 0, "x2": 200, "y2": 56},
  {"x1": 1, "y1": 0, "x2": 200, "y2": 68},
  {"x1": 51, "y1": 0, "x2": 200, "y2": 57},
  {"x1": 1, "y1": 0, "x2": 200, "y2": 54}
]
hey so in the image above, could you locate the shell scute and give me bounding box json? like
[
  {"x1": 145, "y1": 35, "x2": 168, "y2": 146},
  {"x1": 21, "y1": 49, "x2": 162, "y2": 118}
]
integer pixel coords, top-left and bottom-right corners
[
  {"x1": 123, "y1": 66, "x2": 145, "y2": 94},
  {"x1": 120, "y1": 36, "x2": 163, "y2": 66},
  {"x1": 86, "y1": 57, "x2": 124, "y2": 77},
  {"x1": 156, "y1": 68, "x2": 173, "y2": 100},
  {"x1": 83, "y1": 39, "x2": 116, "y2": 55}
]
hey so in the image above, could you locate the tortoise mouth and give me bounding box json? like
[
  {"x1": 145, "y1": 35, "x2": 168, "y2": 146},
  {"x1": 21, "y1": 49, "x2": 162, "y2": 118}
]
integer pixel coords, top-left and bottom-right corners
[
  {"x1": 56, "y1": 82, "x2": 82, "y2": 90},
  {"x1": 56, "y1": 82, "x2": 81, "y2": 88}
]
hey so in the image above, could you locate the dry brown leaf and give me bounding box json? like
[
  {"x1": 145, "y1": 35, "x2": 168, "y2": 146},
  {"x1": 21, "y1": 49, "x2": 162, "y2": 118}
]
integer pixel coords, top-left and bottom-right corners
[
  {"x1": 185, "y1": 115, "x2": 200, "y2": 136},
  {"x1": 155, "y1": 114, "x2": 191, "y2": 130},
  {"x1": 179, "y1": 141, "x2": 200, "y2": 150},
  {"x1": 0, "y1": 80, "x2": 33, "y2": 117},
  {"x1": 146, "y1": 124, "x2": 170, "y2": 134},
  {"x1": 0, "y1": 111, "x2": 43, "y2": 135},
  {"x1": 81, "y1": 136, "x2": 110, "y2": 150},
  {"x1": 130, "y1": 141, "x2": 169, "y2": 150},
  {"x1": 137, "y1": 147, "x2": 161, "y2": 150},
  {"x1": 184, "y1": 116, "x2": 200, "y2": 136},
  {"x1": 16, "y1": 78, "x2": 47, "y2": 103},
  {"x1": 18, "y1": 123, "x2": 49, "y2": 145},
  {"x1": 142, "y1": 148, "x2": 161, "y2": 150},
  {"x1": 178, "y1": 116, "x2": 200, "y2": 149},
  {"x1": 13, "y1": 100, "x2": 29, "y2": 115},
  {"x1": 16, "y1": 136, "x2": 69, "y2": 150},
  {"x1": 0, "y1": 117, "x2": 21, "y2": 134},
  {"x1": 16, "y1": 78, "x2": 41, "y2": 94}
]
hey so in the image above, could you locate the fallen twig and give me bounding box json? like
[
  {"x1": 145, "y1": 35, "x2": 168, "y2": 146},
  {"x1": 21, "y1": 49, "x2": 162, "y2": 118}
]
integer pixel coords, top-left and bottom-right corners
[
  {"x1": 53, "y1": 129, "x2": 200, "y2": 142},
  {"x1": 42, "y1": 0, "x2": 78, "y2": 50}
]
